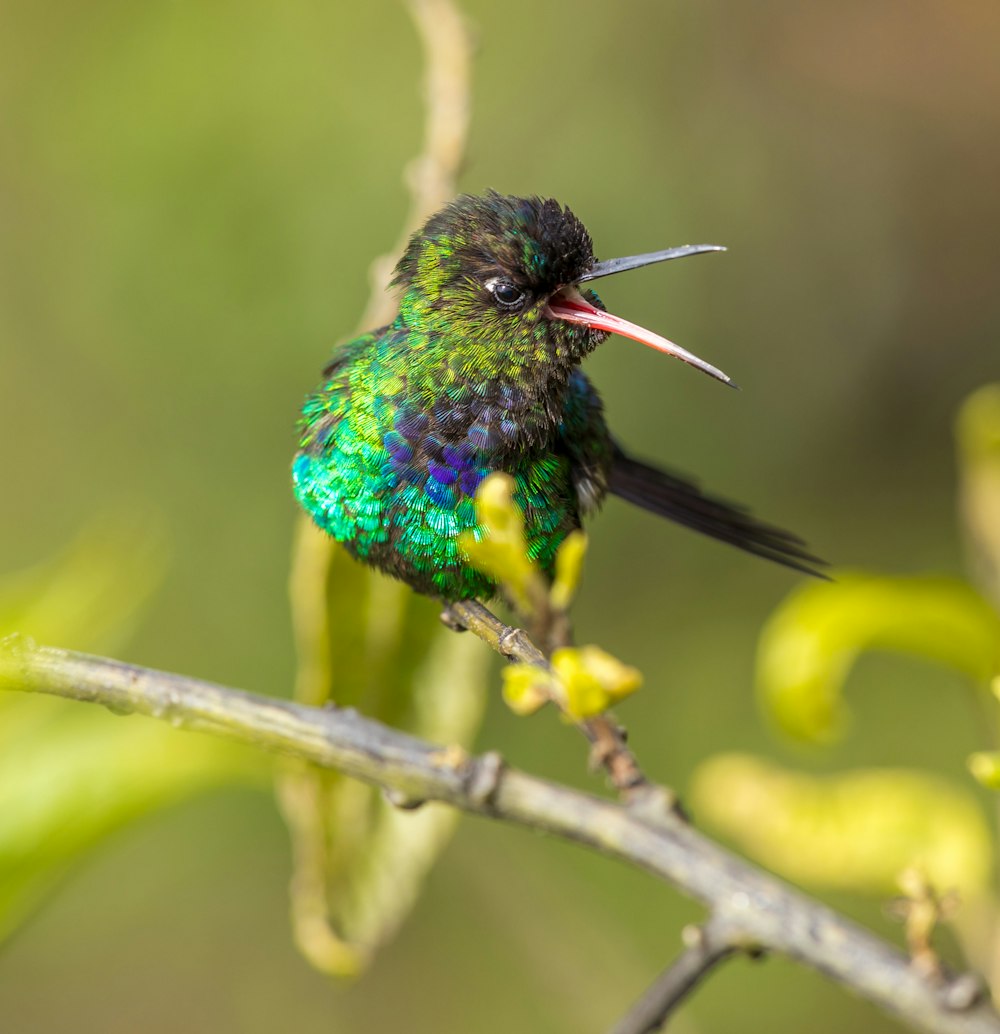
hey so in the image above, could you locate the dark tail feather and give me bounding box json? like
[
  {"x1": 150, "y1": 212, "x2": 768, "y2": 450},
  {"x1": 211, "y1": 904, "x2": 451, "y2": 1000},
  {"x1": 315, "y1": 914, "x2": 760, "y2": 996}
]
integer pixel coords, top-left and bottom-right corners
[{"x1": 608, "y1": 448, "x2": 828, "y2": 578}]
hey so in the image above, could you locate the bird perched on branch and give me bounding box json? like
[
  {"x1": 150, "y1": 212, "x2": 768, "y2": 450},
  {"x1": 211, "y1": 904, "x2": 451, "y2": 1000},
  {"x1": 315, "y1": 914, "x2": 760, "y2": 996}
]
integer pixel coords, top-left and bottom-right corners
[{"x1": 293, "y1": 191, "x2": 821, "y2": 600}]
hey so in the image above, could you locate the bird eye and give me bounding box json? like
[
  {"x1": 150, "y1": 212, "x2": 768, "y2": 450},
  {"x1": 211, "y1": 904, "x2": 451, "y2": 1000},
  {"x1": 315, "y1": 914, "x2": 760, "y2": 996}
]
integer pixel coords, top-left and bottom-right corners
[{"x1": 485, "y1": 278, "x2": 526, "y2": 311}]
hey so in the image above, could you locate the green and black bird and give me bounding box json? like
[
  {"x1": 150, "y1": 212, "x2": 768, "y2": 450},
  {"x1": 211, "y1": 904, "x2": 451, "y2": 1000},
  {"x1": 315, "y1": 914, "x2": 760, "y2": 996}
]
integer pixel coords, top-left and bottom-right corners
[{"x1": 293, "y1": 191, "x2": 820, "y2": 600}]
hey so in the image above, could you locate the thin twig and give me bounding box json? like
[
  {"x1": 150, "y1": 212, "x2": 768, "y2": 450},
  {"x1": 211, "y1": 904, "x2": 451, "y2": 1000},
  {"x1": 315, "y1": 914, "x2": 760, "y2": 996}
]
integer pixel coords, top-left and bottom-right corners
[
  {"x1": 4, "y1": 640, "x2": 994, "y2": 1034},
  {"x1": 608, "y1": 918, "x2": 742, "y2": 1034},
  {"x1": 445, "y1": 600, "x2": 670, "y2": 808}
]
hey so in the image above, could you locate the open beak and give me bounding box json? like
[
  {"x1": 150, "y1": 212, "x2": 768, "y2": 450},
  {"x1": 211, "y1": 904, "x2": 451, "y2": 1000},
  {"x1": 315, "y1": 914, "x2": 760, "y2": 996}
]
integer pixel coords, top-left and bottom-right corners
[{"x1": 545, "y1": 244, "x2": 735, "y2": 388}]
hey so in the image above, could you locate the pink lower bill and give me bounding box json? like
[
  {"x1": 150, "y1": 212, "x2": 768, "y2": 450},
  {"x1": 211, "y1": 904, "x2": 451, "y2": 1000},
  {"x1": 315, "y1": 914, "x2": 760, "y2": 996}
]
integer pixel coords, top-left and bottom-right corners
[{"x1": 546, "y1": 288, "x2": 735, "y2": 387}]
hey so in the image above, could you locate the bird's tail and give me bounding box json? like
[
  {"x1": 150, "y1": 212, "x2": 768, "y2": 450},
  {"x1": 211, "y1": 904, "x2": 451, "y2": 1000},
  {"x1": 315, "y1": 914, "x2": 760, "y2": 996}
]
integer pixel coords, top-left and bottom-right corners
[{"x1": 608, "y1": 447, "x2": 827, "y2": 577}]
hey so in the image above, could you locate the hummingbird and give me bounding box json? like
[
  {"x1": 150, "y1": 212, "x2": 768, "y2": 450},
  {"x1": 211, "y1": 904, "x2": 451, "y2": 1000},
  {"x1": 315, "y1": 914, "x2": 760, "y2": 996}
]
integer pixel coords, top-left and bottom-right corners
[{"x1": 293, "y1": 192, "x2": 820, "y2": 602}]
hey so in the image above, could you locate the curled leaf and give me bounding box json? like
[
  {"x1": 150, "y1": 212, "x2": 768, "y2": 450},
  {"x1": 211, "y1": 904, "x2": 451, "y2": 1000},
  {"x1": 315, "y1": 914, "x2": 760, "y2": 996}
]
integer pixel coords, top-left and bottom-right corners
[
  {"x1": 692, "y1": 754, "x2": 992, "y2": 898},
  {"x1": 284, "y1": 528, "x2": 489, "y2": 977},
  {"x1": 757, "y1": 572, "x2": 1000, "y2": 742}
]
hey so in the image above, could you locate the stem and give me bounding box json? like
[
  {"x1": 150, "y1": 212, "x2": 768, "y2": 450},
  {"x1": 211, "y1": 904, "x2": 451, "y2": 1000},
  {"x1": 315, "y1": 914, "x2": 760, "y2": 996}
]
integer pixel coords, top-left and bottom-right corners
[
  {"x1": 608, "y1": 918, "x2": 742, "y2": 1034},
  {"x1": 444, "y1": 600, "x2": 668, "y2": 807}
]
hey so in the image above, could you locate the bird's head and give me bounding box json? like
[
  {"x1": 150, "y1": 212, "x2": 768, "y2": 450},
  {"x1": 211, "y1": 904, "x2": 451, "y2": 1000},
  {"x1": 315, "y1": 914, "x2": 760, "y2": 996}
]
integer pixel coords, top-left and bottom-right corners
[{"x1": 392, "y1": 191, "x2": 732, "y2": 385}]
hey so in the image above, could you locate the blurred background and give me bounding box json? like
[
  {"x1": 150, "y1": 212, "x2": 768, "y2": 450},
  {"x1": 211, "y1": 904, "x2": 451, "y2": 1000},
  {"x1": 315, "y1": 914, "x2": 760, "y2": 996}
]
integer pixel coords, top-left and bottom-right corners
[{"x1": 2, "y1": 0, "x2": 999, "y2": 1030}]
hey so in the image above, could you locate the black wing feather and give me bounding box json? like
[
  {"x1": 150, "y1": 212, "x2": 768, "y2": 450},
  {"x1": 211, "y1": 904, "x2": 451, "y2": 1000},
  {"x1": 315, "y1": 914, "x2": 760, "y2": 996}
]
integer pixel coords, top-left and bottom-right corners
[{"x1": 608, "y1": 447, "x2": 827, "y2": 578}]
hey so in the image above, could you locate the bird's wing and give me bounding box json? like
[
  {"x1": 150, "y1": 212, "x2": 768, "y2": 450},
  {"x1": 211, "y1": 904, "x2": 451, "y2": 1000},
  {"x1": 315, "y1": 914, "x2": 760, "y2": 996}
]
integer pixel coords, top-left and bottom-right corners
[
  {"x1": 556, "y1": 371, "x2": 614, "y2": 516},
  {"x1": 608, "y1": 445, "x2": 826, "y2": 577}
]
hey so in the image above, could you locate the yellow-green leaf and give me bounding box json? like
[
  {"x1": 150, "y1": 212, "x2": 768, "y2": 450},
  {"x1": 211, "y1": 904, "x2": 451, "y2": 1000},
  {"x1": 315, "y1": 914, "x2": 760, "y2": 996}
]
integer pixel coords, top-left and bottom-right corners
[
  {"x1": 692, "y1": 754, "x2": 992, "y2": 898},
  {"x1": 0, "y1": 522, "x2": 253, "y2": 945},
  {"x1": 757, "y1": 572, "x2": 1000, "y2": 742},
  {"x1": 284, "y1": 526, "x2": 489, "y2": 977}
]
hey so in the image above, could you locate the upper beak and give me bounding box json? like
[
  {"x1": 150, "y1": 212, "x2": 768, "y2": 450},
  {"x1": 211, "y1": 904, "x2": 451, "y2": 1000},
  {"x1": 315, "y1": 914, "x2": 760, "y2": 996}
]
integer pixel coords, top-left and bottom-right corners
[
  {"x1": 546, "y1": 244, "x2": 735, "y2": 388},
  {"x1": 576, "y1": 243, "x2": 725, "y2": 283}
]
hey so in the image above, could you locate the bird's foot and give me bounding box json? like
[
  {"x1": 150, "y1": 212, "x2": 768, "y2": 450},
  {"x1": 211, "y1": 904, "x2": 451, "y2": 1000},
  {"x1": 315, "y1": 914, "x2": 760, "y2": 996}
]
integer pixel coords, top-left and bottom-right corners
[{"x1": 439, "y1": 606, "x2": 468, "y2": 633}]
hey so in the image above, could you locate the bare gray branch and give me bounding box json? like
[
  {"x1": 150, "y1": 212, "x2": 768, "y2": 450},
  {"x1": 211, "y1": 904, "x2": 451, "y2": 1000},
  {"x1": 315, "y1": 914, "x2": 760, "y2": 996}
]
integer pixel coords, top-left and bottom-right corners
[{"x1": 1, "y1": 638, "x2": 996, "y2": 1034}]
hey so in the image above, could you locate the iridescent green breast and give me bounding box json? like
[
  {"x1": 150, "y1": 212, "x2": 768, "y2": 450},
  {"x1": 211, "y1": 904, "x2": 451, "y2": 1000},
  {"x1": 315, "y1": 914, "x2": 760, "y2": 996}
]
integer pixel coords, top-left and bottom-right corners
[{"x1": 293, "y1": 328, "x2": 609, "y2": 600}]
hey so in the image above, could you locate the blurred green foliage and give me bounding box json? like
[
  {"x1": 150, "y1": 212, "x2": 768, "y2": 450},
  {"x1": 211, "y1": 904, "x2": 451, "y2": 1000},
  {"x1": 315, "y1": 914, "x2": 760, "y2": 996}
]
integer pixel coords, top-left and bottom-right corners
[
  {"x1": 693, "y1": 384, "x2": 1000, "y2": 986},
  {"x1": 0, "y1": 519, "x2": 258, "y2": 946},
  {"x1": 2, "y1": 1, "x2": 999, "y2": 1032},
  {"x1": 693, "y1": 755, "x2": 993, "y2": 897}
]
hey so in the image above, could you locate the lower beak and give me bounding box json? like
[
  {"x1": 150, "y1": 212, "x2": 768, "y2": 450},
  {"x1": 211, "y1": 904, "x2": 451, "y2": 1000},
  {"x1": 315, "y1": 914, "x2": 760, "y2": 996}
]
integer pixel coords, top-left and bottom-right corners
[{"x1": 545, "y1": 288, "x2": 736, "y2": 388}]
